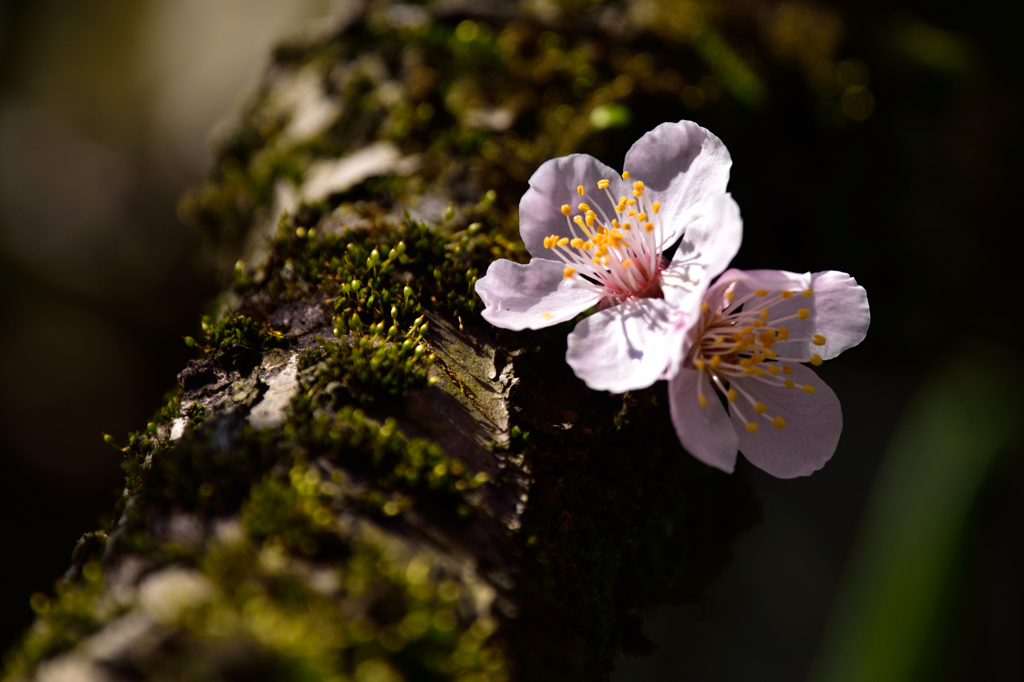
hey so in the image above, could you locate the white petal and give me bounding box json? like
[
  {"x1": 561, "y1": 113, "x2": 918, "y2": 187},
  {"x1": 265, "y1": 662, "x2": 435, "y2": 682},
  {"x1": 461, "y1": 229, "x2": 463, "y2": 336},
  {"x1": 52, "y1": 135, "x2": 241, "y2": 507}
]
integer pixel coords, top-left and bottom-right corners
[
  {"x1": 476, "y1": 258, "x2": 601, "y2": 330},
  {"x1": 565, "y1": 298, "x2": 676, "y2": 392},
  {"x1": 722, "y1": 269, "x2": 870, "y2": 361},
  {"x1": 669, "y1": 368, "x2": 740, "y2": 473},
  {"x1": 623, "y1": 120, "x2": 733, "y2": 246},
  {"x1": 519, "y1": 154, "x2": 627, "y2": 259},
  {"x1": 669, "y1": 193, "x2": 743, "y2": 283},
  {"x1": 729, "y1": 364, "x2": 843, "y2": 478}
]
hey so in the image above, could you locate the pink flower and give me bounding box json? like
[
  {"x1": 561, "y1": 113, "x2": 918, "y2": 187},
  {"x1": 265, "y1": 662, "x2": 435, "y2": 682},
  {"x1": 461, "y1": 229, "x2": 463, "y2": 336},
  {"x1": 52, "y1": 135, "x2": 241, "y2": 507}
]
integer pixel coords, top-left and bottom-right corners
[
  {"x1": 475, "y1": 121, "x2": 742, "y2": 392},
  {"x1": 667, "y1": 269, "x2": 869, "y2": 478}
]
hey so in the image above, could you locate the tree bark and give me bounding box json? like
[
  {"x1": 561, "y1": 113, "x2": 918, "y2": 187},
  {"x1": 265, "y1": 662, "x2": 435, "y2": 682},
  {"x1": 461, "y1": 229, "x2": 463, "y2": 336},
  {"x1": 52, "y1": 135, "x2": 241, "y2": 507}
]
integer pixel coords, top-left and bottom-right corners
[{"x1": 4, "y1": 2, "x2": 761, "y2": 680}]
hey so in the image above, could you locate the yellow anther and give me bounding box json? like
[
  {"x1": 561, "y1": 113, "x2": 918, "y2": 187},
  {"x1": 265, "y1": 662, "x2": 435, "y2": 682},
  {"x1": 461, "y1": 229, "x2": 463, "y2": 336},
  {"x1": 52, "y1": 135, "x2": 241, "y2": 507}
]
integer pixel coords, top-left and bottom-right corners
[
  {"x1": 585, "y1": 214, "x2": 595, "y2": 227},
  {"x1": 577, "y1": 185, "x2": 585, "y2": 195},
  {"x1": 784, "y1": 379, "x2": 796, "y2": 389},
  {"x1": 561, "y1": 204, "x2": 572, "y2": 216},
  {"x1": 621, "y1": 222, "x2": 631, "y2": 231},
  {"x1": 543, "y1": 236, "x2": 554, "y2": 248},
  {"x1": 727, "y1": 389, "x2": 737, "y2": 403},
  {"x1": 583, "y1": 241, "x2": 594, "y2": 250},
  {"x1": 701, "y1": 302, "x2": 709, "y2": 313},
  {"x1": 709, "y1": 355, "x2": 721, "y2": 369},
  {"x1": 744, "y1": 367, "x2": 758, "y2": 375},
  {"x1": 592, "y1": 257, "x2": 602, "y2": 264},
  {"x1": 797, "y1": 309, "x2": 810, "y2": 320},
  {"x1": 578, "y1": 203, "x2": 591, "y2": 212},
  {"x1": 754, "y1": 367, "x2": 765, "y2": 377},
  {"x1": 782, "y1": 365, "x2": 793, "y2": 375},
  {"x1": 645, "y1": 222, "x2": 655, "y2": 232},
  {"x1": 626, "y1": 198, "x2": 637, "y2": 205},
  {"x1": 772, "y1": 416, "x2": 786, "y2": 429},
  {"x1": 542, "y1": 312, "x2": 554, "y2": 319},
  {"x1": 759, "y1": 308, "x2": 769, "y2": 320},
  {"x1": 633, "y1": 188, "x2": 643, "y2": 197},
  {"x1": 802, "y1": 384, "x2": 816, "y2": 394},
  {"x1": 802, "y1": 288, "x2": 814, "y2": 297},
  {"x1": 694, "y1": 358, "x2": 705, "y2": 370},
  {"x1": 778, "y1": 327, "x2": 790, "y2": 340},
  {"x1": 633, "y1": 180, "x2": 645, "y2": 192},
  {"x1": 609, "y1": 232, "x2": 625, "y2": 248},
  {"x1": 597, "y1": 179, "x2": 610, "y2": 189},
  {"x1": 563, "y1": 267, "x2": 576, "y2": 279},
  {"x1": 622, "y1": 171, "x2": 630, "y2": 179},
  {"x1": 557, "y1": 237, "x2": 569, "y2": 247},
  {"x1": 753, "y1": 321, "x2": 765, "y2": 328},
  {"x1": 745, "y1": 422, "x2": 759, "y2": 433},
  {"x1": 765, "y1": 350, "x2": 778, "y2": 359},
  {"x1": 621, "y1": 259, "x2": 633, "y2": 268},
  {"x1": 756, "y1": 289, "x2": 768, "y2": 297},
  {"x1": 652, "y1": 201, "x2": 661, "y2": 213},
  {"x1": 611, "y1": 219, "x2": 620, "y2": 228},
  {"x1": 726, "y1": 291, "x2": 735, "y2": 302},
  {"x1": 699, "y1": 395, "x2": 708, "y2": 409},
  {"x1": 636, "y1": 212, "x2": 648, "y2": 222},
  {"x1": 628, "y1": 209, "x2": 638, "y2": 217},
  {"x1": 570, "y1": 238, "x2": 584, "y2": 248},
  {"x1": 810, "y1": 353, "x2": 823, "y2": 366},
  {"x1": 813, "y1": 334, "x2": 826, "y2": 346},
  {"x1": 781, "y1": 291, "x2": 794, "y2": 299},
  {"x1": 754, "y1": 402, "x2": 768, "y2": 414},
  {"x1": 767, "y1": 365, "x2": 780, "y2": 376}
]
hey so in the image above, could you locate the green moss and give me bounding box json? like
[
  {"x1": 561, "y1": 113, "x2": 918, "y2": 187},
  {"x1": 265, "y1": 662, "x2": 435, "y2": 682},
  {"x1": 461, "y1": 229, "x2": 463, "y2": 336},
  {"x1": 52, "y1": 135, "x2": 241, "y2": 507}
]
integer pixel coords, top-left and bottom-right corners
[
  {"x1": 2, "y1": 563, "x2": 114, "y2": 678},
  {"x1": 201, "y1": 312, "x2": 284, "y2": 352},
  {"x1": 193, "y1": 523, "x2": 508, "y2": 681}
]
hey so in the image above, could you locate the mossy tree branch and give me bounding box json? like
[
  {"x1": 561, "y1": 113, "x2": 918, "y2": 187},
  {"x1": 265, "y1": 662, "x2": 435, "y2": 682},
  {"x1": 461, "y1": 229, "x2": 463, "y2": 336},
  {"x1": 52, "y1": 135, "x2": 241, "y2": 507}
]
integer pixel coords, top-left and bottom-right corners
[{"x1": 3, "y1": 2, "x2": 775, "y2": 680}]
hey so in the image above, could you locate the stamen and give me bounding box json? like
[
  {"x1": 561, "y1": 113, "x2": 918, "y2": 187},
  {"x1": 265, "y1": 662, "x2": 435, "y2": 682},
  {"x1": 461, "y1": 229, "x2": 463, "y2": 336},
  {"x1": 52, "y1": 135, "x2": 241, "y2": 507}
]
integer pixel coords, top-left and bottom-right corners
[
  {"x1": 563, "y1": 267, "x2": 576, "y2": 279},
  {"x1": 597, "y1": 179, "x2": 610, "y2": 189},
  {"x1": 802, "y1": 288, "x2": 813, "y2": 296},
  {"x1": 772, "y1": 416, "x2": 786, "y2": 429},
  {"x1": 809, "y1": 354, "x2": 823, "y2": 366},
  {"x1": 754, "y1": 402, "x2": 768, "y2": 414},
  {"x1": 813, "y1": 334, "x2": 826, "y2": 346},
  {"x1": 561, "y1": 204, "x2": 572, "y2": 216},
  {"x1": 577, "y1": 185, "x2": 585, "y2": 196},
  {"x1": 802, "y1": 384, "x2": 816, "y2": 394},
  {"x1": 797, "y1": 309, "x2": 810, "y2": 320},
  {"x1": 621, "y1": 171, "x2": 630, "y2": 179},
  {"x1": 745, "y1": 422, "x2": 759, "y2": 433}
]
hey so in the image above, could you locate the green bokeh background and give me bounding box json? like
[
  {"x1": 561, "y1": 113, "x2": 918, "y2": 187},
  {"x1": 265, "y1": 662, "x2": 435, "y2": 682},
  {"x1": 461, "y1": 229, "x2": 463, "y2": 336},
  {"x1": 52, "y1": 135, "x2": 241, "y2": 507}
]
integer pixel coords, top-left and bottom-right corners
[{"x1": 1, "y1": 0, "x2": 1020, "y2": 679}]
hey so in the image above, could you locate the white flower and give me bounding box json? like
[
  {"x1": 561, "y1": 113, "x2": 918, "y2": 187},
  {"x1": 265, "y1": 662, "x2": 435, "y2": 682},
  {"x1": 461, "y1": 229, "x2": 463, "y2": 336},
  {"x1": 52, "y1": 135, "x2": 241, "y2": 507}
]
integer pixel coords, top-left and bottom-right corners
[
  {"x1": 667, "y1": 269, "x2": 870, "y2": 478},
  {"x1": 475, "y1": 121, "x2": 742, "y2": 392}
]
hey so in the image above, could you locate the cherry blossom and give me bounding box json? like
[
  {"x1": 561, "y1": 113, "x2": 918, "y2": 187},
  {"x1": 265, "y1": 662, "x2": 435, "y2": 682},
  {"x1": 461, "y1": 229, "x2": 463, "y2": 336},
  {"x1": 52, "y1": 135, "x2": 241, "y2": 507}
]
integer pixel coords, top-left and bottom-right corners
[
  {"x1": 667, "y1": 269, "x2": 870, "y2": 478},
  {"x1": 475, "y1": 120, "x2": 741, "y2": 392}
]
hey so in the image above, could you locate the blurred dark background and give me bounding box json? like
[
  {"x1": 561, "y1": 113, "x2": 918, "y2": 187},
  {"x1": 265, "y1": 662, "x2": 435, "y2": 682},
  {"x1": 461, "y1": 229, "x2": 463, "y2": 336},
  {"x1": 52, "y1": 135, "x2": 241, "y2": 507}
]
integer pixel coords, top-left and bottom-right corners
[{"x1": 1, "y1": 1, "x2": 1021, "y2": 680}]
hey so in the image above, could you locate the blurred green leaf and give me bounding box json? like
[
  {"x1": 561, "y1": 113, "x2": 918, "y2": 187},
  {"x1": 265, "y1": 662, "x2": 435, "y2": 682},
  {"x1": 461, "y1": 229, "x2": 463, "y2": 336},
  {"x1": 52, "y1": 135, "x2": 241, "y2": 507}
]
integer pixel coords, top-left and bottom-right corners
[{"x1": 808, "y1": 348, "x2": 1022, "y2": 682}]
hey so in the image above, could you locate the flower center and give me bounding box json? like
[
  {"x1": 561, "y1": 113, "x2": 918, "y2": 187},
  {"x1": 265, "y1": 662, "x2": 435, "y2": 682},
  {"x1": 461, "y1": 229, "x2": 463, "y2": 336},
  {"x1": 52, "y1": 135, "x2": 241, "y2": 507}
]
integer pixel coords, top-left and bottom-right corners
[
  {"x1": 689, "y1": 283, "x2": 826, "y2": 433},
  {"x1": 542, "y1": 172, "x2": 666, "y2": 301}
]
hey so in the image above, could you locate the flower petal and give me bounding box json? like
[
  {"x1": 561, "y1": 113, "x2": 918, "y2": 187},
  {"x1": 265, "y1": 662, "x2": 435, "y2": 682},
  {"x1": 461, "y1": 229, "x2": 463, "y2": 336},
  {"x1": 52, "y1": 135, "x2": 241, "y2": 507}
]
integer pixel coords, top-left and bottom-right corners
[
  {"x1": 729, "y1": 364, "x2": 842, "y2": 478},
  {"x1": 565, "y1": 297, "x2": 676, "y2": 392},
  {"x1": 519, "y1": 154, "x2": 626, "y2": 259},
  {"x1": 663, "y1": 193, "x2": 743, "y2": 306},
  {"x1": 476, "y1": 258, "x2": 602, "y2": 330},
  {"x1": 623, "y1": 120, "x2": 732, "y2": 247},
  {"x1": 669, "y1": 368, "x2": 740, "y2": 473},
  {"x1": 720, "y1": 269, "x2": 870, "y2": 360}
]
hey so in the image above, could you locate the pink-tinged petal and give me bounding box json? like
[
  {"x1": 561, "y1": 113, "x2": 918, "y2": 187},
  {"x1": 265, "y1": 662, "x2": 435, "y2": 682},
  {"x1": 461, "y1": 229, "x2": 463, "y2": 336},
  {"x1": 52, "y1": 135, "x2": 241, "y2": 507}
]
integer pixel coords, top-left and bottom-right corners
[
  {"x1": 723, "y1": 269, "x2": 869, "y2": 360},
  {"x1": 669, "y1": 368, "x2": 740, "y2": 473},
  {"x1": 519, "y1": 154, "x2": 627, "y2": 259},
  {"x1": 729, "y1": 364, "x2": 842, "y2": 478},
  {"x1": 623, "y1": 120, "x2": 732, "y2": 246},
  {"x1": 565, "y1": 298, "x2": 676, "y2": 392},
  {"x1": 667, "y1": 192, "x2": 743, "y2": 292},
  {"x1": 476, "y1": 258, "x2": 602, "y2": 330}
]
